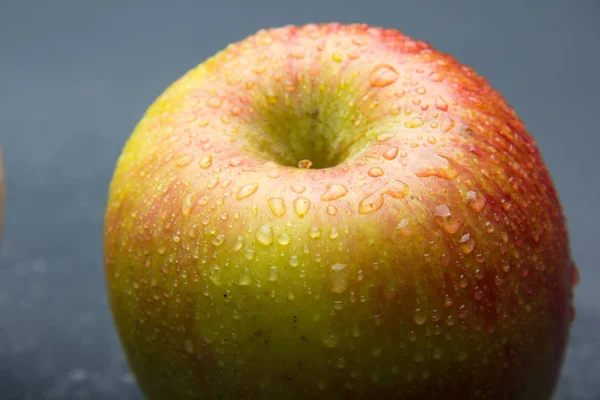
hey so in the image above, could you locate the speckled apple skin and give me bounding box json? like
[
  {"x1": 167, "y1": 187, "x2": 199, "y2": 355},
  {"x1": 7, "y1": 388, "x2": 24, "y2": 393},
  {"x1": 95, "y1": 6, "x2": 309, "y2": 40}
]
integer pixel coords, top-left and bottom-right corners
[{"x1": 104, "y1": 23, "x2": 576, "y2": 400}]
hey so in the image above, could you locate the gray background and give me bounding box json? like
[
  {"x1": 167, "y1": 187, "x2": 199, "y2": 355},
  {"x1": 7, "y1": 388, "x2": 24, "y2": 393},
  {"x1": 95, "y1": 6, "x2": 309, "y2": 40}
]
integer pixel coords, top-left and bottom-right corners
[{"x1": 1, "y1": 0, "x2": 598, "y2": 399}]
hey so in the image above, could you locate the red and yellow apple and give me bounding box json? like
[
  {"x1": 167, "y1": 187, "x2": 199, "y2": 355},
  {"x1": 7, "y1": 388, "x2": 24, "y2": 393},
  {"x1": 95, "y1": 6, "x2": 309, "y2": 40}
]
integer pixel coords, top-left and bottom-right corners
[{"x1": 104, "y1": 24, "x2": 577, "y2": 399}]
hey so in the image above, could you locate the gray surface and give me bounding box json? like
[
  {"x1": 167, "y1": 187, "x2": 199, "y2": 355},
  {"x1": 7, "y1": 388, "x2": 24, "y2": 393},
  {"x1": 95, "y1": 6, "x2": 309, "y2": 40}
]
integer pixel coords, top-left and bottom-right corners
[{"x1": 0, "y1": 0, "x2": 598, "y2": 399}]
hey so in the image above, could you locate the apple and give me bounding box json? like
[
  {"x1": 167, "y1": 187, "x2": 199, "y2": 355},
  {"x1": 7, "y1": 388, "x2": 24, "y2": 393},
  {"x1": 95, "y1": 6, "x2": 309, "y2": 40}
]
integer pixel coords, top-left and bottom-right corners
[{"x1": 104, "y1": 23, "x2": 577, "y2": 399}]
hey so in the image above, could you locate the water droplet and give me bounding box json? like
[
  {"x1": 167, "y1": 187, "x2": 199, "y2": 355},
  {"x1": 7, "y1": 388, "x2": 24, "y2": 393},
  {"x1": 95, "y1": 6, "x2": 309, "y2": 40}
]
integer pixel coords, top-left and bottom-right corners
[
  {"x1": 434, "y1": 204, "x2": 462, "y2": 234},
  {"x1": 236, "y1": 183, "x2": 259, "y2": 200},
  {"x1": 267, "y1": 170, "x2": 280, "y2": 179},
  {"x1": 414, "y1": 308, "x2": 427, "y2": 325},
  {"x1": 199, "y1": 155, "x2": 212, "y2": 169},
  {"x1": 212, "y1": 234, "x2": 225, "y2": 246},
  {"x1": 210, "y1": 266, "x2": 221, "y2": 285},
  {"x1": 458, "y1": 304, "x2": 469, "y2": 319},
  {"x1": 358, "y1": 180, "x2": 409, "y2": 214},
  {"x1": 182, "y1": 193, "x2": 194, "y2": 216},
  {"x1": 395, "y1": 218, "x2": 412, "y2": 237},
  {"x1": 184, "y1": 340, "x2": 195, "y2": 354},
  {"x1": 206, "y1": 97, "x2": 222, "y2": 108},
  {"x1": 376, "y1": 133, "x2": 395, "y2": 142},
  {"x1": 207, "y1": 177, "x2": 219, "y2": 189},
  {"x1": 435, "y1": 96, "x2": 448, "y2": 111},
  {"x1": 371, "y1": 347, "x2": 383, "y2": 357},
  {"x1": 176, "y1": 155, "x2": 193, "y2": 167},
  {"x1": 321, "y1": 184, "x2": 348, "y2": 201},
  {"x1": 368, "y1": 167, "x2": 384, "y2": 177},
  {"x1": 326, "y1": 205, "x2": 338, "y2": 216},
  {"x1": 233, "y1": 236, "x2": 244, "y2": 252},
  {"x1": 329, "y1": 227, "x2": 340, "y2": 239},
  {"x1": 336, "y1": 357, "x2": 346, "y2": 369},
  {"x1": 244, "y1": 248, "x2": 255, "y2": 260},
  {"x1": 267, "y1": 197, "x2": 286, "y2": 216},
  {"x1": 459, "y1": 233, "x2": 476, "y2": 254},
  {"x1": 332, "y1": 52, "x2": 343, "y2": 62},
  {"x1": 256, "y1": 223, "x2": 274, "y2": 245},
  {"x1": 330, "y1": 263, "x2": 348, "y2": 293},
  {"x1": 272, "y1": 232, "x2": 290, "y2": 247},
  {"x1": 383, "y1": 147, "x2": 398, "y2": 160},
  {"x1": 308, "y1": 227, "x2": 321, "y2": 239},
  {"x1": 404, "y1": 117, "x2": 424, "y2": 128},
  {"x1": 369, "y1": 64, "x2": 399, "y2": 87},
  {"x1": 466, "y1": 191, "x2": 486, "y2": 212},
  {"x1": 294, "y1": 197, "x2": 311, "y2": 217},
  {"x1": 289, "y1": 255, "x2": 299, "y2": 267},
  {"x1": 290, "y1": 184, "x2": 305, "y2": 193},
  {"x1": 239, "y1": 268, "x2": 252, "y2": 286},
  {"x1": 323, "y1": 331, "x2": 339, "y2": 348},
  {"x1": 268, "y1": 266, "x2": 278, "y2": 282}
]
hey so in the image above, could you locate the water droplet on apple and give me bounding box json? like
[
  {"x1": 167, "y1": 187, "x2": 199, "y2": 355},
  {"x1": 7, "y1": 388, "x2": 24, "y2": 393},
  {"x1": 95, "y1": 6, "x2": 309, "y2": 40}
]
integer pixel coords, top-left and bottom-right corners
[
  {"x1": 466, "y1": 191, "x2": 486, "y2": 212},
  {"x1": 404, "y1": 117, "x2": 424, "y2": 128},
  {"x1": 415, "y1": 157, "x2": 460, "y2": 180},
  {"x1": 383, "y1": 147, "x2": 398, "y2": 160},
  {"x1": 239, "y1": 268, "x2": 252, "y2": 286},
  {"x1": 326, "y1": 205, "x2": 338, "y2": 216},
  {"x1": 308, "y1": 227, "x2": 321, "y2": 239},
  {"x1": 210, "y1": 266, "x2": 222, "y2": 285},
  {"x1": 320, "y1": 183, "x2": 348, "y2": 201},
  {"x1": 371, "y1": 347, "x2": 383, "y2": 357},
  {"x1": 198, "y1": 155, "x2": 212, "y2": 169},
  {"x1": 277, "y1": 232, "x2": 291, "y2": 246},
  {"x1": 414, "y1": 308, "x2": 427, "y2": 325},
  {"x1": 294, "y1": 197, "x2": 311, "y2": 217},
  {"x1": 322, "y1": 331, "x2": 340, "y2": 348},
  {"x1": 184, "y1": 340, "x2": 195, "y2": 354},
  {"x1": 236, "y1": 183, "x2": 259, "y2": 200},
  {"x1": 268, "y1": 266, "x2": 278, "y2": 282},
  {"x1": 434, "y1": 204, "x2": 461, "y2": 234},
  {"x1": 289, "y1": 255, "x2": 299, "y2": 267},
  {"x1": 233, "y1": 236, "x2": 244, "y2": 252},
  {"x1": 206, "y1": 97, "x2": 223, "y2": 108},
  {"x1": 212, "y1": 234, "x2": 225, "y2": 246},
  {"x1": 368, "y1": 167, "x2": 384, "y2": 177},
  {"x1": 267, "y1": 197, "x2": 286, "y2": 216},
  {"x1": 370, "y1": 64, "x2": 399, "y2": 87},
  {"x1": 176, "y1": 155, "x2": 193, "y2": 167},
  {"x1": 330, "y1": 263, "x2": 348, "y2": 293},
  {"x1": 182, "y1": 193, "x2": 194, "y2": 216},
  {"x1": 358, "y1": 181, "x2": 409, "y2": 214},
  {"x1": 459, "y1": 233, "x2": 476, "y2": 254},
  {"x1": 433, "y1": 96, "x2": 448, "y2": 112},
  {"x1": 329, "y1": 227, "x2": 340, "y2": 239},
  {"x1": 457, "y1": 304, "x2": 469, "y2": 319},
  {"x1": 336, "y1": 357, "x2": 346, "y2": 369},
  {"x1": 290, "y1": 184, "x2": 305, "y2": 193},
  {"x1": 256, "y1": 223, "x2": 274, "y2": 245},
  {"x1": 395, "y1": 218, "x2": 412, "y2": 237},
  {"x1": 244, "y1": 248, "x2": 255, "y2": 260},
  {"x1": 207, "y1": 177, "x2": 219, "y2": 189}
]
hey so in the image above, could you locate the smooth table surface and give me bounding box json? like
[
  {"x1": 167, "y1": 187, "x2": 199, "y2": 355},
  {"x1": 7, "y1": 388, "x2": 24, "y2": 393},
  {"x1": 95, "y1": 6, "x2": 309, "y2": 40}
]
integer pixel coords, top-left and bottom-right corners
[{"x1": 1, "y1": 1, "x2": 598, "y2": 399}]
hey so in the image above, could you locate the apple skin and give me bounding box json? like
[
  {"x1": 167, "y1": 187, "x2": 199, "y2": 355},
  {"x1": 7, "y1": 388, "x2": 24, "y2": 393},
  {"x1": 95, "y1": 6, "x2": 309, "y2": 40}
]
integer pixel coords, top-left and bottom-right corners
[{"x1": 104, "y1": 24, "x2": 576, "y2": 400}]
